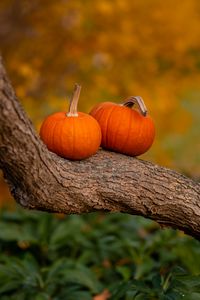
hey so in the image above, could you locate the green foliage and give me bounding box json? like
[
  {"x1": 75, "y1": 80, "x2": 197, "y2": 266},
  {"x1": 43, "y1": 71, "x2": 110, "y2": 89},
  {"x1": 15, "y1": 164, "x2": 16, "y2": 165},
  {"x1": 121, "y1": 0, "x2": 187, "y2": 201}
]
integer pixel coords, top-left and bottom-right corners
[{"x1": 0, "y1": 208, "x2": 200, "y2": 299}]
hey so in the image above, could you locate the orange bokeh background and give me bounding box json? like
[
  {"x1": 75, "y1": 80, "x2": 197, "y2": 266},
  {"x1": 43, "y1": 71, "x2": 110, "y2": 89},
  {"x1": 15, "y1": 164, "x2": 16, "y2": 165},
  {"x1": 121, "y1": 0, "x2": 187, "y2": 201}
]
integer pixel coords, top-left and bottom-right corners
[{"x1": 0, "y1": 0, "x2": 200, "y2": 206}]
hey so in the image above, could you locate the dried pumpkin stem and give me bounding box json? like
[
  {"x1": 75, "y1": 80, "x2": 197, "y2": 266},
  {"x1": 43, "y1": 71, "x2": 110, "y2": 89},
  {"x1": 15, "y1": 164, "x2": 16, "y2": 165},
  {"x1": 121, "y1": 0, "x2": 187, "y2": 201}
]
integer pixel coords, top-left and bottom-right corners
[
  {"x1": 67, "y1": 83, "x2": 81, "y2": 117},
  {"x1": 122, "y1": 96, "x2": 148, "y2": 116}
]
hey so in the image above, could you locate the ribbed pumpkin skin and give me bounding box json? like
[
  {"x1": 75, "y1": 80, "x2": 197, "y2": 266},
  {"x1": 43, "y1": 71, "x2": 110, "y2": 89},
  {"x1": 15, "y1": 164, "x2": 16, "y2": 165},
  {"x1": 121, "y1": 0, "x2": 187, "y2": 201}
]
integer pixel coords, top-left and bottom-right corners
[
  {"x1": 90, "y1": 102, "x2": 155, "y2": 156},
  {"x1": 40, "y1": 112, "x2": 101, "y2": 160}
]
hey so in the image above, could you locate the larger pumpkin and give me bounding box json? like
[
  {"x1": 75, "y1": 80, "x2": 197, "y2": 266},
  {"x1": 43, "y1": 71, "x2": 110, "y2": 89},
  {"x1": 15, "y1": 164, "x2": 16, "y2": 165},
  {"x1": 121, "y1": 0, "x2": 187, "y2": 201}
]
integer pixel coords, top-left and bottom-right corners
[
  {"x1": 90, "y1": 96, "x2": 155, "y2": 156},
  {"x1": 40, "y1": 84, "x2": 101, "y2": 160}
]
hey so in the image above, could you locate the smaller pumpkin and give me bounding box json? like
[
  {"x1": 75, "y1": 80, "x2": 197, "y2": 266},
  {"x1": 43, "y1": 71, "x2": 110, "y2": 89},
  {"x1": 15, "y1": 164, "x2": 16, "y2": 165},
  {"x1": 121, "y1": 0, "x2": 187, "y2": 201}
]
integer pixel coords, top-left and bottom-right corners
[
  {"x1": 40, "y1": 84, "x2": 101, "y2": 160},
  {"x1": 90, "y1": 96, "x2": 155, "y2": 156}
]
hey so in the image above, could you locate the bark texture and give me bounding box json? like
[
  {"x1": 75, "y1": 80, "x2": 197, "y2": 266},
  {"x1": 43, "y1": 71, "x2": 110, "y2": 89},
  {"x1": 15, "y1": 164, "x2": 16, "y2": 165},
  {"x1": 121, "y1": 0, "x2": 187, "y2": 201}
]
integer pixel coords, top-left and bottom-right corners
[{"x1": 0, "y1": 57, "x2": 200, "y2": 240}]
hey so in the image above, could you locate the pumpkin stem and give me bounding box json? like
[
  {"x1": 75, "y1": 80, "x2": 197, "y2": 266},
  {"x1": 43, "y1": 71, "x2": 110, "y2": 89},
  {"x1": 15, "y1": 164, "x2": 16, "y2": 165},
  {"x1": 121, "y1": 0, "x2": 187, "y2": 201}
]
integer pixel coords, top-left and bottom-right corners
[
  {"x1": 122, "y1": 96, "x2": 147, "y2": 116},
  {"x1": 67, "y1": 83, "x2": 81, "y2": 117}
]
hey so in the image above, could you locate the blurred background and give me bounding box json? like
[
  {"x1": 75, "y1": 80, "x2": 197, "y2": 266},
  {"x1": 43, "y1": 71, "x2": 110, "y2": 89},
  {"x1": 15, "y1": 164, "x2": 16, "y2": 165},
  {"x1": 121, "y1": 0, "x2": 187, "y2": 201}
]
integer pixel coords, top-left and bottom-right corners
[
  {"x1": 0, "y1": 1, "x2": 200, "y2": 298},
  {"x1": 1, "y1": 0, "x2": 200, "y2": 189}
]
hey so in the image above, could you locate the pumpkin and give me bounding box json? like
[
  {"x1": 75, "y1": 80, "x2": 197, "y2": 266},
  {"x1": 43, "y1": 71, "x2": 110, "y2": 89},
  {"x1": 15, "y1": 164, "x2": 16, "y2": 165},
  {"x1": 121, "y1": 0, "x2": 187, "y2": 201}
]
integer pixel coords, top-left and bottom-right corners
[
  {"x1": 90, "y1": 96, "x2": 155, "y2": 156},
  {"x1": 40, "y1": 84, "x2": 101, "y2": 160}
]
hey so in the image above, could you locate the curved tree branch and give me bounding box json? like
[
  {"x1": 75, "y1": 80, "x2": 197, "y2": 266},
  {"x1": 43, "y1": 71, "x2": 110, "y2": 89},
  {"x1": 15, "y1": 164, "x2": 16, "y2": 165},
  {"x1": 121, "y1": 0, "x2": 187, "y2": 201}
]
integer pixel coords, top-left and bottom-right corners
[{"x1": 0, "y1": 57, "x2": 200, "y2": 240}]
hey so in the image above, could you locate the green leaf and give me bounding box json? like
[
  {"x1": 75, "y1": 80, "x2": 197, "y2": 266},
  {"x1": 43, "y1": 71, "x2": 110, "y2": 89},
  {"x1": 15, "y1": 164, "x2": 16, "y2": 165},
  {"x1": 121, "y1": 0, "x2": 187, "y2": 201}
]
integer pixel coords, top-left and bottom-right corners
[
  {"x1": 0, "y1": 281, "x2": 20, "y2": 294},
  {"x1": 61, "y1": 264, "x2": 102, "y2": 293},
  {"x1": 59, "y1": 290, "x2": 92, "y2": 300},
  {"x1": 116, "y1": 266, "x2": 131, "y2": 280},
  {"x1": 35, "y1": 293, "x2": 51, "y2": 300},
  {"x1": 0, "y1": 221, "x2": 36, "y2": 243},
  {"x1": 109, "y1": 281, "x2": 133, "y2": 299}
]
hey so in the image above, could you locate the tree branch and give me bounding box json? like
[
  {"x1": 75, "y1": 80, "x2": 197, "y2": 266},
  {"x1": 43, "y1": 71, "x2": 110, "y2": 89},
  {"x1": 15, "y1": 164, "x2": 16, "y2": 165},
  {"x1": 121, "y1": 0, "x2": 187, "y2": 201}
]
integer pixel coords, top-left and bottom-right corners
[{"x1": 0, "y1": 57, "x2": 200, "y2": 240}]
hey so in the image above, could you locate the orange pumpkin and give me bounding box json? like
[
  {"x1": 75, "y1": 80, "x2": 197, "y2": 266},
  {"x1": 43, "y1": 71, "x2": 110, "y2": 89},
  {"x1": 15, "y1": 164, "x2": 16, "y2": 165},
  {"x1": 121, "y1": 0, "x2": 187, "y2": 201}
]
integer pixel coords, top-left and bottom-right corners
[
  {"x1": 40, "y1": 84, "x2": 101, "y2": 160},
  {"x1": 90, "y1": 96, "x2": 155, "y2": 156}
]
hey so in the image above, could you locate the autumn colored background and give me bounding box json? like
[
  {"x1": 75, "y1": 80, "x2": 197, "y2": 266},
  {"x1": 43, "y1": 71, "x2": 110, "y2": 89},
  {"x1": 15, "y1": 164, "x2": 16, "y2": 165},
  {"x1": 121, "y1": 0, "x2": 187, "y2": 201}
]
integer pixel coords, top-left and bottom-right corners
[
  {"x1": 1, "y1": 1, "x2": 200, "y2": 299},
  {"x1": 0, "y1": 1, "x2": 200, "y2": 203}
]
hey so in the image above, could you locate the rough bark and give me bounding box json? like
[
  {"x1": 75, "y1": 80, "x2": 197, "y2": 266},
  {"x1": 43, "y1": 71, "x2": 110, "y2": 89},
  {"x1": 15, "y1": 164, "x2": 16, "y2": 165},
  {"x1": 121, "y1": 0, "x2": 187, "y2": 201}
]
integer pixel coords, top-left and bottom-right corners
[{"x1": 0, "y1": 57, "x2": 200, "y2": 240}]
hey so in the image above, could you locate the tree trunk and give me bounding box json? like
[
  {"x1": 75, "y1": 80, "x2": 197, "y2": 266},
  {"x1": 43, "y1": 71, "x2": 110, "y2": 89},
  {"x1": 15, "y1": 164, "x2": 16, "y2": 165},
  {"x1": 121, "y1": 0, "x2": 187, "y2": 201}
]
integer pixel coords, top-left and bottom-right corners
[{"x1": 0, "y1": 57, "x2": 200, "y2": 240}]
